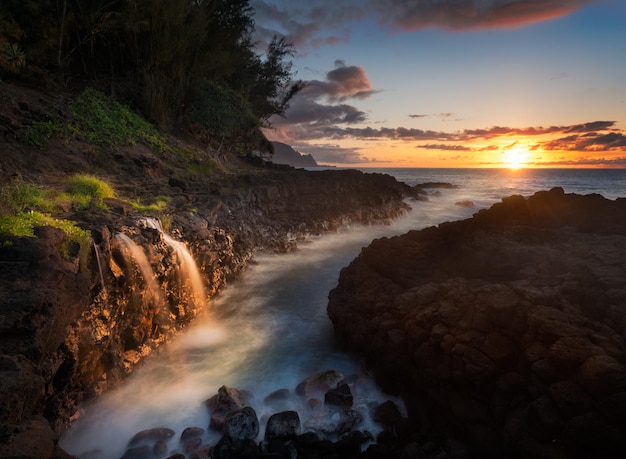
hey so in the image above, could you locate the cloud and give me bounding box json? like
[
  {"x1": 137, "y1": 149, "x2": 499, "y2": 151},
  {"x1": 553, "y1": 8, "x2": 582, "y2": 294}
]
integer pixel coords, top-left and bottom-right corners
[
  {"x1": 250, "y1": 1, "x2": 364, "y2": 51},
  {"x1": 409, "y1": 114, "x2": 429, "y2": 119},
  {"x1": 542, "y1": 132, "x2": 626, "y2": 152},
  {"x1": 305, "y1": 60, "x2": 380, "y2": 102},
  {"x1": 533, "y1": 157, "x2": 626, "y2": 167},
  {"x1": 418, "y1": 144, "x2": 474, "y2": 151},
  {"x1": 372, "y1": 0, "x2": 595, "y2": 31},
  {"x1": 251, "y1": 1, "x2": 594, "y2": 52}
]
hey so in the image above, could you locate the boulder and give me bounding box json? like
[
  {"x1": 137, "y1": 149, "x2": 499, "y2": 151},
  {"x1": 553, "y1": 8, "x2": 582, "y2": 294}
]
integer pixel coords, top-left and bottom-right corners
[
  {"x1": 264, "y1": 411, "x2": 301, "y2": 440},
  {"x1": 206, "y1": 385, "x2": 252, "y2": 431},
  {"x1": 222, "y1": 406, "x2": 259, "y2": 441}
]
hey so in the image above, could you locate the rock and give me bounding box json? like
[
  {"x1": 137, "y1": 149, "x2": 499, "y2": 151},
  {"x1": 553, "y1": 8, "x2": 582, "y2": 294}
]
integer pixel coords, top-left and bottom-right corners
[
  {"x1": 0, "y1": 415, "x2": 56, "y2": 459},
  {"x1": 206, "y1": 385, "x2": 252, "y2": 431},
  {"x1": 296, "y1": 370, "x2": 344, "y2": 397},
  {"x1": 0, "y1": 81, "x2": 421, "y2": 459},
  {"x1": 180, "y1": 426, "x2": 204, "y2": 441},
  {"x1": 372, "y1": 400, "x2": 402, "y2": 425},
  {"x1": 128, "y1": 428, "x2": 175, "y2": 446},
  {"x1": 264, "y1": 411, "x2": 301, "y2": 440},
  {"x1": 324, "y1": 383, "x2": 353, "y2": 408},
  {"x1": 222, "y1": 406, "x2": 259, "y2": 441},
  {"x1": 328, "y1": 189, "x2": 626, "y2": 458}
]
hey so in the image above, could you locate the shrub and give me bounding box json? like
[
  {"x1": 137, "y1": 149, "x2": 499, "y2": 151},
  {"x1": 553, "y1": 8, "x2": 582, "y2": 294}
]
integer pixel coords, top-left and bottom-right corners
[{"x1": 20, "y1": 88, "x2": 170, "y2": 153}]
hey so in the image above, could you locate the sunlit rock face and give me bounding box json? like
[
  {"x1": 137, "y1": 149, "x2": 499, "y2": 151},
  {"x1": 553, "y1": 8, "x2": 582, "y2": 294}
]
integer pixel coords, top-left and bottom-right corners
[{"x1": 328, "y1": 188, "x2": 626, "y2": 459}]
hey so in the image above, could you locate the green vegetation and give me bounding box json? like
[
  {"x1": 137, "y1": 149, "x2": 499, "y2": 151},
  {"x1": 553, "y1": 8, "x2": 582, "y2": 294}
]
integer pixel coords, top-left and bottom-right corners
[
  {"x1": 66, "y1": 173, "x2": 114, "y2": 209},
  {"x1": 130, "y1": 195, "x2": 170, "y2": 213},
  {"x1": 68, "y1": 89, "x2": 169, "y2": 152},
  {"x1": 0, "y1": 179, "x2": 92, "y2": 270},
  {"x1": 1, "y1": 0, "x2": 304, "y2": 152},
  {"x1": 21, "y1": 88, "x2": 170, "y2": 153}
]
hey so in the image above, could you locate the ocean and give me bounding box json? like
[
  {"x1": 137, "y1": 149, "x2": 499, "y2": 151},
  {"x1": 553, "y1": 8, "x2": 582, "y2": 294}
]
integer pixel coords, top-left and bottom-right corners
[{"x1": 60, "y1": 168, "x2": 626, "y2": 458}]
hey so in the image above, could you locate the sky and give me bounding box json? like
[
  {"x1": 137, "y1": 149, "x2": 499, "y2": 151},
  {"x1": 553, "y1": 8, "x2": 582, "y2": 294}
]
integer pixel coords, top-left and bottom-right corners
[{"x1": 250, "y1": 0, "x2": 626, "y2": 168}]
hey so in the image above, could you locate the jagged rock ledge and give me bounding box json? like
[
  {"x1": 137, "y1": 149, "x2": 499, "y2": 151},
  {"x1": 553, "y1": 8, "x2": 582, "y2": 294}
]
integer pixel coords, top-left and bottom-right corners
[
  {"x1": 328, "y1": 187, "x2": 626, "y2": 459},
  {"x1": 0, "y1": 166, "x2": 417, "y2": 458}
]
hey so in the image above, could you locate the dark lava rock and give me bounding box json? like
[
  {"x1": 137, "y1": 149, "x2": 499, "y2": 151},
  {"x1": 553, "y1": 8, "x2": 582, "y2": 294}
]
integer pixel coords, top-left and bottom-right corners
[
  {"x1": 328, "y1": 188, "x2": 626, "y2": 459},
  {"x1": 222, "y1": 406, "x2": 259, "y2": 441},
  {"x1": 264, "y1": 411, "x2": 301, "y2": 440},
  {"x1": 324, "y1": 383, "x2": 354, "y2": 408}
]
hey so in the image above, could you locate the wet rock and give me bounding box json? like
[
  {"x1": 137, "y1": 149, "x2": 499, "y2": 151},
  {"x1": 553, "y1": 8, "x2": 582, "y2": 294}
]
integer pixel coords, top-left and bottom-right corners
[
  {"x1": 296, "y1": 369, "x2": 344, "y2": 398},
  {"x1": 222, "y1": 406, "x2": 259, "y2": 441},
  {"x1": 206, "y1": 386, "x2": 252, "y2": 431},
  {"x1": 180, "y1": 426, "x2": 205, "y2": 441},
  {"x1": 264, "y1": 411, "x2": 301, "y2": 440},
  {"x1": 128, "y1": 428, "x2": 175, "y2": 446},
  {"x1": 324, "y1": 383, "x2": 353, "y2": 408}
]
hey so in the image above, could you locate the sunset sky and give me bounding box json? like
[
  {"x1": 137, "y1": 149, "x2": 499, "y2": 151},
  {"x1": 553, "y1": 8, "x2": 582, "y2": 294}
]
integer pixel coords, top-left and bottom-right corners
[{"x1": 251, "y1": 0, "x2": 626, "y2": 168}]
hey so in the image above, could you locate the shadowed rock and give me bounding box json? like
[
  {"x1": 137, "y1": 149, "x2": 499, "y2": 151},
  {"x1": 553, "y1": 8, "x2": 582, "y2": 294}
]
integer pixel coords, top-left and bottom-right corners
[{"x1": 328, "y1": 188, "x2": 626, "y2": 459}]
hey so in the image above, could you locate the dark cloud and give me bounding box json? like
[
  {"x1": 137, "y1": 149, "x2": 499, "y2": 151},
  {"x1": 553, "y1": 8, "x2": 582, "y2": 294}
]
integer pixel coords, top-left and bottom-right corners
[
  {"x1": 541, "y1": 132, "x2": 626, "y2": 152},
  {"x1": 305, "y1": 61, "x2": 380, "y2": 102},
  {"x1": 250, "y1": 1, "x2": 593, "y2": 52},
  {"x1": 418, "y1": 144, "x2": 473, "y2": 151},
  {"x1": 409, "y1": 114, "x2": 429, "y2": 118},
  {"x1": 564, "y1": 121, "x2": 616, "y2": 133},
  {"x1": 372, "y1": 0, "x2": 595, "y2": 31},
  {"x1": 249, "y1": 1, "x2": 364, "y2": 51}
]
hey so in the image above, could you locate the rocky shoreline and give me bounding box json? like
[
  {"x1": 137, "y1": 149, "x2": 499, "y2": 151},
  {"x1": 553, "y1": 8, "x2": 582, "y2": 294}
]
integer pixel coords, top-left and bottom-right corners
[
  {"x1": 0, "y1": 163, "x2": 419, "y2": 458},
  {"x1": 328, "y1": 187, "x2": 626, "y2": 459}
]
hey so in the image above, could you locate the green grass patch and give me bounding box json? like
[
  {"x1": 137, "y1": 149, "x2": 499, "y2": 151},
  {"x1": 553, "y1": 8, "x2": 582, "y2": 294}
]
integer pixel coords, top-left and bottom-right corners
[
  {"x1": 129, "y1": 195, "x2": 170, "y2": 212},
  {"x1": 66, "y1": 173, "x2": 115, "y2": 209},
  {"x1": 0, "y1": 179, "x2": 51, "y2": 213}
]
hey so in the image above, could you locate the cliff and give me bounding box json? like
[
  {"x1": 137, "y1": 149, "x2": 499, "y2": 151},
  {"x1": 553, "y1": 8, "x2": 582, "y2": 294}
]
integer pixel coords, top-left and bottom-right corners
[
  {"x1": 0, "y1": 82, "x2": 417, "y2": 458},
  {"x1": 269, "y1": 141, "x2": 318, "y2": 168},
  {"x1": 327, "y1": 188, "x2": 626, "y2": 458}
]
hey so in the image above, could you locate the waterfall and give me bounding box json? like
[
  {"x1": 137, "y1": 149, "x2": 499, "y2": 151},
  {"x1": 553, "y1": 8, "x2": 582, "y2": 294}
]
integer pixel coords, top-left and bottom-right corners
[
  {"x1": 114, "y1": 233, "x2": 164, "y2": 308},
  {"x1": 142, "y1": 217, "x2": 208, "y2": 310},
  {"x1": 92, "y1": 239, "x2": 107, "y2": 299}
]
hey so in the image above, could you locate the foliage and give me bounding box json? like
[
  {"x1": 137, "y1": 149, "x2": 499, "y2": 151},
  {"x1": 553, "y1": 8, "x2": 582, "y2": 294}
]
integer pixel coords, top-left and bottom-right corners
[
  {"x1": 0, "y1": 1, "x2": 304, "y2": 139},
  {"x1": 0, "y1": 179, "x2": 49, "y2": 214},
  {"x1": 20, "y1": 88, "x2": 170, "y2": 153},
  {"x1": 68, "y1": 88, "x2": 169, "y2": 152},
  {"x1": 20, "y1": 120, "x2": 66, "y2": 148},
  {"x1": 186, "y1": 79, "x2": 259, "y2": 148},
  {"x1": 0, "y1": 42, "x2": 25, "y2": 73},
  {"x1": 0, "y1": 178, "x2": 92, "y2": 270},
  {"x1": 66, "y1": 173, "x2": 114, "y2": 209},
  {"x1": 130, "y1": 195, "x2": 169, "y2": 212}
]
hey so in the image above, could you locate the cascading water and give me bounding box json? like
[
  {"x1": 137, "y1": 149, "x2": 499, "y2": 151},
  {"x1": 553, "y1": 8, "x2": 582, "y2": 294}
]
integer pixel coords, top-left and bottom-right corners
[
  {"x1": 114, "y1": 233, "x2": 165, "y2": 308},
  {"x1": 60, "y1": 192, "x2": 480, "y2": 459},
  {"x1": 142, "y1": 217, "x2": 208, "y2": 310},
  {"x1": 92, "y1": 239, "x2": 107, "y2": 299}
]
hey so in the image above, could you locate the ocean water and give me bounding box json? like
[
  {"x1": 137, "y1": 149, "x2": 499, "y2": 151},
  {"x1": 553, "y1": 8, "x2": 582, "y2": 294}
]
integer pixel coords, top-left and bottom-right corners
[{"x1": 60, "y1": 168, "x2": 626, "y2": 458}]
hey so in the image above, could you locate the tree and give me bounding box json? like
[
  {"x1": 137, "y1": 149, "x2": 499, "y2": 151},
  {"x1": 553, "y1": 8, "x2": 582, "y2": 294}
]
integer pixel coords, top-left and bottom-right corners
[{"x1": 244, "y1": 36, "x2": 306, "y2": 127}]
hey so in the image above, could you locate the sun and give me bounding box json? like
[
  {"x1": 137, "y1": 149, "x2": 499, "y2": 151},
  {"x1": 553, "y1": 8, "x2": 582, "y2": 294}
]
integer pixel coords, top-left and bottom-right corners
[{"x1": 503, "y1": 145, "x2": 530, "y2": 169}]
